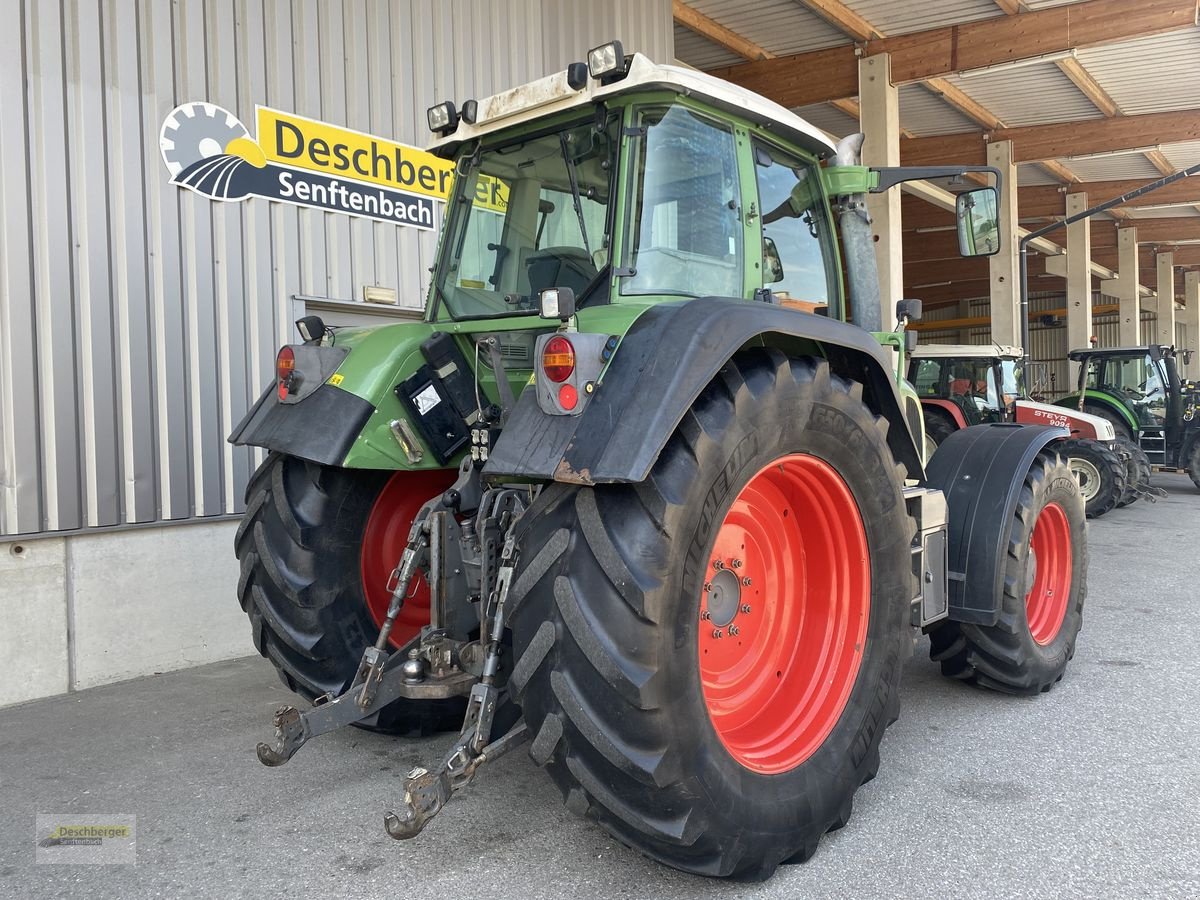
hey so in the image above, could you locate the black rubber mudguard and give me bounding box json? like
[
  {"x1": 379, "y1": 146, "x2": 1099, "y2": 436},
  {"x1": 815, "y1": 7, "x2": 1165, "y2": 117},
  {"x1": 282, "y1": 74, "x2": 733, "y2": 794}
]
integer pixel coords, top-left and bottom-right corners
[
  {"x1": 924, "y1": 423, "x2": 1067, "y2": 626},
  {"x1": 229, "y1": 383, "x2": 374, "y2": 467},
  {"x1": 484, "y1": 296, "x2": 923, "y2": 484}
]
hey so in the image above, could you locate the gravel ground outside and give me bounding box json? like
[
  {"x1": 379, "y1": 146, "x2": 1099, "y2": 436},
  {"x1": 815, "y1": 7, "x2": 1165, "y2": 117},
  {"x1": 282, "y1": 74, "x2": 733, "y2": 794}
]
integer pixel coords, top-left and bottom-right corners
[{"x1": 1, "y1": 472, "x2": 1197, "y2": 899}]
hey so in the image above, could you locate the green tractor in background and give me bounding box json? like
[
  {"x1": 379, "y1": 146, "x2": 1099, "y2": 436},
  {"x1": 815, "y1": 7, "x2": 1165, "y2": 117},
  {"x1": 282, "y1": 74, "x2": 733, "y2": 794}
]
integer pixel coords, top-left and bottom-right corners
[
  {"x1": 231, "y1": 42, "x2": 1087, "y2": 879},
  {"x1": 1057, "y1": 344, "x2": 1200, "y2": 490}
]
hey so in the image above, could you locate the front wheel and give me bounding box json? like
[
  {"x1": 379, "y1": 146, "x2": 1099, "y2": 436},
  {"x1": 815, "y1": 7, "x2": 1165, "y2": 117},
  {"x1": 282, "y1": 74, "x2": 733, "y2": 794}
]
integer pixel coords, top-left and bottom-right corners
[
  {"x1": 1115, "y1": 438, "x2": 1151, "y2": 507},
  {"x1": 1062, "y1": 438, "x2": 1125, "y2": 518},
  {"x1": 929, "y1": 449, "x2": 1087, "y2": 694},
  {"x1": 1188, "y1": 441, "x2": 1200, "y2": 491},
  {"x1": 507, "y1": 352, "x2": 914, "y2": 878}
]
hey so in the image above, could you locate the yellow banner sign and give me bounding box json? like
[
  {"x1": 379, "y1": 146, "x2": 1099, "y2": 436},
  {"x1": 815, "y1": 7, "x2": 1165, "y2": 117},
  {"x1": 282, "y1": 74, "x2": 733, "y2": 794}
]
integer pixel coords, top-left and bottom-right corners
[{"x1": 257, "y1": 106, "x2": 454, "y2": 199}]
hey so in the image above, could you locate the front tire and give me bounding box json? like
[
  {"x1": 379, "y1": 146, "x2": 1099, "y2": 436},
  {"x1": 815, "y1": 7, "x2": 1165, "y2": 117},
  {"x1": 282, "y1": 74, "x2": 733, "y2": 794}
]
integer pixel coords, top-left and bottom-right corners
[
  {"x1": 928, "y1": 450, "x2": 1087, "y2": 694},
  {"x1": 1190, "y1": 441, "x2": 1200, "y2": 491},
  {"x1": 507, "y1": 351, "x2": 914, "y2": 878},
  {"x1": 1115, "y1": 438, "x2": 1151, "y2": 507},
  {"x1": 235, "y1": 453, "x2": 461, "y2": 734},
  {"x1": 1062, "y1": 438, "x2": 1125, "y2": 518}
]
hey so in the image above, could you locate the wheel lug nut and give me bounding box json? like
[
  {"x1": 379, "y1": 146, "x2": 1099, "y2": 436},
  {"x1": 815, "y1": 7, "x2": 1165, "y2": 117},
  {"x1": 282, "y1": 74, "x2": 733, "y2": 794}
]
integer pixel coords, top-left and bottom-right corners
[
  {"x1": 712, "y1": 629, "x2": 723, "y2": 639},
  {"x1": 741, "y1": 577, "x2": 752, "y2": 586},
  {"x1": 728, "y1": 625, "x2": 739, "y2": 636},
  {"x1": 701, "y1": 609, "x2": 711, "y2": 620},
  {"x1": 712, "y1": 559, "x2": 724, "y2": 570},
  {"x1": 741, "y1": 604, "x2": 751, "y2": 614},
  {"x1": 703, "y1": 582, "x2": 712, "y2": 592},
  {"x1": 732, "y1": 559, "x2": 743, "y2": 569}
]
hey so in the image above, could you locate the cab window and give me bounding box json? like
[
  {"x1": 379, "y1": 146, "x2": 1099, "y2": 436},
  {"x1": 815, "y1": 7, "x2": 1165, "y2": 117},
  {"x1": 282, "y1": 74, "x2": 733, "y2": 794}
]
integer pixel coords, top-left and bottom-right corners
[
  {"x1": 622, "y1": 106, "x2": 743, "y2": 299},
  {"x1": 753, "y1": 142, "x2": 838, "y2": 316}
]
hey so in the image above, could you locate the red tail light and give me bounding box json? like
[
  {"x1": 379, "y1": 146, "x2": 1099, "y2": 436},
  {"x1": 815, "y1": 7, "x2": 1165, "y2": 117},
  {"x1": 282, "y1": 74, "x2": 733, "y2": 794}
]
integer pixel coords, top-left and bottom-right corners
[
  {"x1": 276, "y1": 346, "x2": 296, "y2": 399},
  {"x1": 542, "y1": 336, "x2": 576, "y2": 383}
]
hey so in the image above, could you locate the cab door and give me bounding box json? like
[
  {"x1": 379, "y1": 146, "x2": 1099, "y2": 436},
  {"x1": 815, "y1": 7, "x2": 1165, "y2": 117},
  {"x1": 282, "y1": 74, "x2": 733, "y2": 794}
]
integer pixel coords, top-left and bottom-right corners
[{"x1": 749, "y1": 140, "x2": 844, "y2": 319}]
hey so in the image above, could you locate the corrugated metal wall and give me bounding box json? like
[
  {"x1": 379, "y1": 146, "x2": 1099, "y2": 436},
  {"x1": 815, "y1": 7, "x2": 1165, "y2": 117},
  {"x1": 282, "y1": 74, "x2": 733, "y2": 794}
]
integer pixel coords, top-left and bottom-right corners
[{"x1": 0, "y1": 0, "x2": 672, "y2": 537}]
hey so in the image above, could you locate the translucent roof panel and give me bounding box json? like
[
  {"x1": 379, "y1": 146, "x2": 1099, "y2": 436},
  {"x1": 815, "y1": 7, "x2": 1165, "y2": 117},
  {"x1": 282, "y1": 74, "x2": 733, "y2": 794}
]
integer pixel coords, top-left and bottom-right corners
[
  {"x1": 1077, "y1": 29, "x2": 1200, "y2": 115},
  {"x1": 1058, "y1": 154, "x2": 1166, "y2": 181},
  {"x1": 944, "y1": 62, "x2": 1105, "y2": 126},
  {"x1": 843, "y1": 0, "x2": 1002, "y2": 36},
  {"x1": 673, "y1": 23, "x2": 744, "y2": 70},
  {"x1": 791, "y1": 102, "x2": 860, "y2": 140},
  {"x1": 1159, "y1": 140, "x2": 1200, "y2": 172},
  {"x1": 1017, "y1": 163, "x2": 1063, "y2": 186},
  {"x1": 685, "y1": 0, "x2": 848, "y2": 57},
  {"x1": 898, "y1": 84, "x2": 979, "y2": 136}
]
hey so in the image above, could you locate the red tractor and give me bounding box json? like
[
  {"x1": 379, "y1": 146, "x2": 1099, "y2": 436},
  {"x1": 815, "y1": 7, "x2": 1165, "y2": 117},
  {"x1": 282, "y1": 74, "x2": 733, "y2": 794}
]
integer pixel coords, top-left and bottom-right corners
[{"x1": 908, "y1": 345, "x2": 1138, "y2": 518}]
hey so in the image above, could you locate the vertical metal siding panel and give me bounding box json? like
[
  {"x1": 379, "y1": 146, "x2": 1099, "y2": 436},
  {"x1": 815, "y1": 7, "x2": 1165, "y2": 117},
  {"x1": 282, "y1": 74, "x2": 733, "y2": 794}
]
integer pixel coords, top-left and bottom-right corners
[
  {"x1": 293, "y1": 0, "x2": 328, "y2": 299},
  {"x1": 28, "y1": 0, "x2": 83, "y2": 531},
  {"x1": 319, "y1": 0, "x2": 352, "y2": 302},
  {"x1": 340, "y1": 1, "x2": 372, "y2": 300},
  {"x1": 237, "y1": 0, "x2": 274, "y2": 476},
  {"x1": 366, "y1": 0, "x2": 397, "y2": 304},
  {"x1": 175, "y1": 0, "x2": 221, "y2": 517},
  {"x1": 0, "y1": 0, "x2": 43, "y2": 535},
  {"x1": 265, "y1": 0, "x2": 301, "y2": 351},
  {"x1": 208, "y1": 0, "x2": 248, "y2": 514},
  {"x1": 64, "y1": 0, "x2": 120, "y2": 528},
  {"x1": 105, "y1": 0, "x2": 158, "y2": 524},
  {"x1": 402, "y1": 0, "x2": 433, "y2": 308}
]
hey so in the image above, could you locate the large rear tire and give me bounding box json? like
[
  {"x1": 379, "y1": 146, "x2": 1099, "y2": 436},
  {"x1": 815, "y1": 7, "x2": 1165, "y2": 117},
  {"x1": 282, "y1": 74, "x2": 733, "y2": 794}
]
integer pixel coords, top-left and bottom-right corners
[
  {"x1": 928, "y1": 449, "x2": 1087, "y2": 694},
  {"x1": 235, "y1": 453, "x2": 462, "y2": 734},
  {"x1": 1189, "y1": 441, "x2": 1200, "y2": 491},
  {"x1": 506, "y1": 351, "x2": 914, "y2": 879},
  {"x1": 1062, "y1": 438, "x2": 1125, "y2": 518},
  {"x1": 1115, "y1": 438, "x2": 1151, "y2": 508},
  {"x1": 924, "y1": 409, "x2": 959, "y2": 447}
]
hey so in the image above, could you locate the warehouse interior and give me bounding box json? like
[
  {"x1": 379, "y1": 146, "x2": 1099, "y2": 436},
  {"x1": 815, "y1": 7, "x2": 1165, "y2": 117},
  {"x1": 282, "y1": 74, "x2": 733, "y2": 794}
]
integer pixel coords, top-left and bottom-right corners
[{"x1": 2, "y1": 0, "x2": 1199, "y2": 706}]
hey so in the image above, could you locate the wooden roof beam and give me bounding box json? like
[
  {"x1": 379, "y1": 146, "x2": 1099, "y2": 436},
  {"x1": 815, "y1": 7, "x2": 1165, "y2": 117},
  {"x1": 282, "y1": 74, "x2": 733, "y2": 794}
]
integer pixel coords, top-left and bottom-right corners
[
  {"x1": 901, "y1": 108, "x2": 1200, "y2": 165},
  {"x1": 709, "y1": 0, "x2": 1199, "y2": 108},
  {"x1": 1019, "y1": 177, "x2": 1200, "y2": 218}
]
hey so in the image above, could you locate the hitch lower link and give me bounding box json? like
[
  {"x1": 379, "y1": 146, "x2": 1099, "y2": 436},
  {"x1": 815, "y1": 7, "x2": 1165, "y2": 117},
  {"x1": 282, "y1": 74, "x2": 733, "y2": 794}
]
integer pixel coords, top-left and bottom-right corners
[
  {"x1": 384, "y1": 536, "x2": 526, "y2": 840},
  {"x1": 255, "y1": 516, "x2": 528, "y2": 842}
]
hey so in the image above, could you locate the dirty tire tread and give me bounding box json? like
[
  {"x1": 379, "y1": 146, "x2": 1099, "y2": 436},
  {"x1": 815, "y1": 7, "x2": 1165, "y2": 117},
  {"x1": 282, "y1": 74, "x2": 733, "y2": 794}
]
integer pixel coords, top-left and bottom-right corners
[
  {"x1": 927, "y1": 450, "x2": 1087, "y2": 695},
  {"x1": 235, "y1": 452, "x2": 463, "y2": 735},
  {"x1": 1190, "y1": 441, "x2": 1200, "y2": 492},
  {"x1": 507, "y1": 350, "x2": 914, "y2": 879}
]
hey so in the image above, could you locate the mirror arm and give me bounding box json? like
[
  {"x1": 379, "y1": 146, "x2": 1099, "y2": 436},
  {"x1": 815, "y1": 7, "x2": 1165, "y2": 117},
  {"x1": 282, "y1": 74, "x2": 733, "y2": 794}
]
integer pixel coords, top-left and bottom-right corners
[{"x1": 869, "y1": 165, "x2": 1003, "y2": 193}]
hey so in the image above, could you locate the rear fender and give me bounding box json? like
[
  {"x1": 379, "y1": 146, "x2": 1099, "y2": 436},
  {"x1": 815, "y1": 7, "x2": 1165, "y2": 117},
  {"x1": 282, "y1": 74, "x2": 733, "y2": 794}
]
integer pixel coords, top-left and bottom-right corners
[
  {"x1": 483, "y1": 296, "x2": 924, "y2": 484},
  {"x1": 924, "y1": 423, "x2": 1068, "y2": 627}
]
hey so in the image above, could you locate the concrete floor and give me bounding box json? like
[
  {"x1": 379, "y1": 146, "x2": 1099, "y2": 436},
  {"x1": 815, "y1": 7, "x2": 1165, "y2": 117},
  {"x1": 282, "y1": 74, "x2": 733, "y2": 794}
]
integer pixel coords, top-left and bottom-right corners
[{"x1": 1, "y1": 473, "x2": 1198, "y2": 899}]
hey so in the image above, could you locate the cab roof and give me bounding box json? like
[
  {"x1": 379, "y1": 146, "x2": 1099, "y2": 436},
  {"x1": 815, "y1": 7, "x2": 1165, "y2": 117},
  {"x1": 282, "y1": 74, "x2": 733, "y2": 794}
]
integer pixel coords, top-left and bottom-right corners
[
  {"x1": 1068, "y1": 345, "x2": 1158, "y2": 361},
  {"x1": 911, "y1": 343, "x2": 1022, "y2": 360},
  {"x1": 427, "y1": 52, "x2": 836, "y2": 161}
]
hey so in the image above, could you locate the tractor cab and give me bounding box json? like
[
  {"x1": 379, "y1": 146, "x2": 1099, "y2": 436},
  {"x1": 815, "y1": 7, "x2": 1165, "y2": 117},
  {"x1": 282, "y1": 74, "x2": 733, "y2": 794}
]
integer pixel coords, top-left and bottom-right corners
[
  {"x1": 1062, "y1": 344, "x2": 1198, "y2": 470},
  {"x1": 908, "y1": 344, "x2": 1023, "y2": 428}
]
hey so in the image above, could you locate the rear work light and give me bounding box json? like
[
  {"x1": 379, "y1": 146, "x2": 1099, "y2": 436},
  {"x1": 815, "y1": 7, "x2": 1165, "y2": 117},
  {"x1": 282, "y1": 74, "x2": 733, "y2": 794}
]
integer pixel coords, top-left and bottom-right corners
[
  {"x1": 542, "y1": 335, "x2": 576, "y2": 383},
  {"x1": 276, "y1": 346, "x2": 296, "y2": 400}
]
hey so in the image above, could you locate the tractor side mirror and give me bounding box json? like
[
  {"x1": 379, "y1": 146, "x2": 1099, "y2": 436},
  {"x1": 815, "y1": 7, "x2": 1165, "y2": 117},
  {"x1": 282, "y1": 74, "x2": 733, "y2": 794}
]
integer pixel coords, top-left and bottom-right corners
[
  {"x1": 896, "y1": 298, "x2": 922, "y2": 323},
  {"x1": 1184, "y1": 349, "x2": 1195, "y2": 365},
  {"x1": 956, "y1": 187, "x2": 1000, "y2": 258},
  {"x1": 763, "y1": 237, "x2": 785, "y2": 284}
]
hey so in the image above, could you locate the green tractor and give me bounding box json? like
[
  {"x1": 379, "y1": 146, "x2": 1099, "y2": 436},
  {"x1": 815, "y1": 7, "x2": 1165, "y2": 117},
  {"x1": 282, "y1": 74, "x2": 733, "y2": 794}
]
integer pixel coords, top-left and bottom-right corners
[
  {"x1": 232, "y1": 43, "x2": 1087, "y2": 879},
  {"x1": 1057, "y1": 344, "x2": 1200, "y2": 490}
]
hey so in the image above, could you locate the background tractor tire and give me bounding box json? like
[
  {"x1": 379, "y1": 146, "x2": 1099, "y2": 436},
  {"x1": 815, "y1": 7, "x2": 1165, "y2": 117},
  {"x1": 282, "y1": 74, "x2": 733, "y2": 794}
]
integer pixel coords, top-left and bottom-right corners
[
  {"x1": 1115, "y1": 438, "x2": 1151, "y2": 508},
  {"x1": 1190, "y1": 442, "x2": 1200, "y2": 491},
  {"x1": 1062, "y1": 438, "x2": 1125, "y2": 519},
  {"x1": 1084, "y1": 403, "x2": 1133, "y2": 443},
  {"x1": 928, "y1": 449, "x2": 1087, "y2": 694},
  {"x1": 506, "y1": 351, "x2": 915, "y2": 879},
  {"x1": 235, "y1": 452, "x2": 463, "y2": 735},
  {"x1": 924, "y1": 409, "x2": 959, "y2": 448}
]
